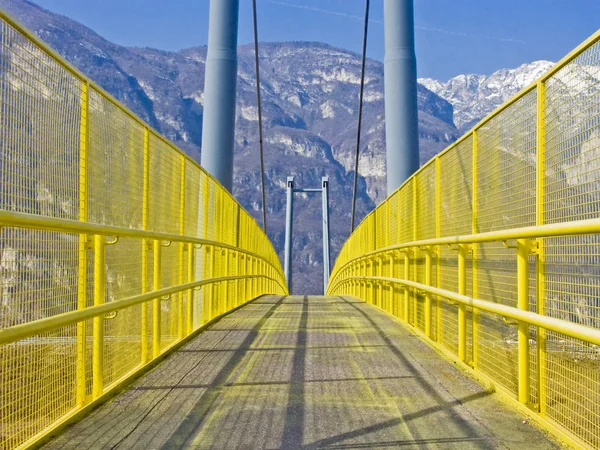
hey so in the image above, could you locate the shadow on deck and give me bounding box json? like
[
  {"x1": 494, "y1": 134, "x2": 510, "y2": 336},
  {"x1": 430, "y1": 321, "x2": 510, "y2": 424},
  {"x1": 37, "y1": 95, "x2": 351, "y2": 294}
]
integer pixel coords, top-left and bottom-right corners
[{"x1": 43, "y1": 296, "x2": 559, "y2": 449}]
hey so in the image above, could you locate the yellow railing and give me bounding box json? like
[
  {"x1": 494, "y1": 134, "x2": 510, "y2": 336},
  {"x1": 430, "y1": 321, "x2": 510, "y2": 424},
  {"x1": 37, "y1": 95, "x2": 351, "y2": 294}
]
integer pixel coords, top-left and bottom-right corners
[
  {"x1": 0, "y1": 11, "x2": 286, "y2": 449},
  {"x1": 329, "y1": 30, "x2": 600, "y2": 449}
]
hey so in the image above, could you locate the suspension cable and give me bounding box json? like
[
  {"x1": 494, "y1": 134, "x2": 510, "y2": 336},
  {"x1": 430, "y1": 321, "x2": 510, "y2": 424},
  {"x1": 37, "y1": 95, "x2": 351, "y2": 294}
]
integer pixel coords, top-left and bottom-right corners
[
  {"x1": 350, "y1": 0, "x2": 370, "y2": 233},
  {"x1": 252, "y1": 0, "x2": 267, "y2": 233}
]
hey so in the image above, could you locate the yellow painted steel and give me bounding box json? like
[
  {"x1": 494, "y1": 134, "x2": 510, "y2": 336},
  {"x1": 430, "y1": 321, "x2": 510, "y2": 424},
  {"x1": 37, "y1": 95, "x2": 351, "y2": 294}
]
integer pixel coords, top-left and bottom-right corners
[
  {"x1": 425, "y1": 249, "x2": 432, "y2": 338},
  {"x1": 186, "y1": 243, "x2": 195, "y2": 334},
  {"x1": 92, "y1": 235, "x2": 105, "y2": 400},
  {"x1": 141, "y1": 128, "x2": 150, "y2": 364},
  {"x1": 152, "y1": 240, "x2": 162, "y2": 358},
  {"x1": 458, "y1": 244, "x2": 467, "y2": 362},
  {"x1": 76, "y1": 81, "x2": 89, "y2": 407},
  {"x1": 178, "y1": 157, "x2": 186, "y2": 340},
  {"x1": 517, "y1": 238, "x2": 530, "y2": 405},
  {"x1": 536, "y1": 79, "x2": 547, "y2": 416},
  {"x1": 0, "y1": 11, "x2": 286, "y2": 449},
  {"x1": 471, "y1": 130, "x2": 479, "y2": 369},
  {"x1": 329, "y1": 29, "x2": 600, "y2": 450}
]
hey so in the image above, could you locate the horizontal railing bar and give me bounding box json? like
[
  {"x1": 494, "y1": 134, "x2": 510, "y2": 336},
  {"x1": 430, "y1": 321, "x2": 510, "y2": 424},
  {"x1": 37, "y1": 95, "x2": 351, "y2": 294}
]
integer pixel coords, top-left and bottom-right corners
[
  {"x1": 293, "y1": 188, "x2": 322, "y2": 193},
  {"x1": 330, "y1": 217, "x2": 600, "y2": 280},
  {"x1": 332, "y1": 276, "x2": 600, "y2": 347},
  {"x1": 0, "y1": 274, "x2": 283, "y2": 346},
  {"x1": 341, "y1": 29, "x2": 600, "y2": 243},
  {"x1": 0, "y1": 10, "x2": 276, "y2": 252},
  {"x1": 0, "y1": 210, "x2": 283, "y2": 276}
]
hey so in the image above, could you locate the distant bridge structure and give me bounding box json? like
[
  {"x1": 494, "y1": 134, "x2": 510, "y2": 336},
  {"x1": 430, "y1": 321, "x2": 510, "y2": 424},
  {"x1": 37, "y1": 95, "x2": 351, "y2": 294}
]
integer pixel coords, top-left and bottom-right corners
[{"x1": 0, "y1": 4, "x2": 600, "y2": 450}]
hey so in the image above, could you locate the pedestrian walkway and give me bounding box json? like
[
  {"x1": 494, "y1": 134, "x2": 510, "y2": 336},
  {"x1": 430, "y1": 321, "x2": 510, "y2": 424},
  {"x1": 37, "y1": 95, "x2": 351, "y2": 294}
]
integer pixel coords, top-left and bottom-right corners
[{"x1": 44, "y1": 296, "x2": 559, "y2": 449}]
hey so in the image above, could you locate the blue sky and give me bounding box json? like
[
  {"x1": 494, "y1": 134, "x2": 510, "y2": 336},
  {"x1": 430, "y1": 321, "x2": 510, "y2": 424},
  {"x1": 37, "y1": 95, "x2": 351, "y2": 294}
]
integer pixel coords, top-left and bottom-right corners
[{"x1": 33, "y1": 0, "x2": 600, "y2": 80}]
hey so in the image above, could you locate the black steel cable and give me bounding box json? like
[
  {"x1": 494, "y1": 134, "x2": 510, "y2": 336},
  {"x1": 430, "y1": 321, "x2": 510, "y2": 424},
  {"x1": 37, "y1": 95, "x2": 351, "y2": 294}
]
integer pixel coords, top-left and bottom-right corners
[
  {"x1": 350, "y1": 0, "x2": 370, "y2": 233},
  {"x1": 252, "y1": 0, "x2": 268, "y2": 233}
]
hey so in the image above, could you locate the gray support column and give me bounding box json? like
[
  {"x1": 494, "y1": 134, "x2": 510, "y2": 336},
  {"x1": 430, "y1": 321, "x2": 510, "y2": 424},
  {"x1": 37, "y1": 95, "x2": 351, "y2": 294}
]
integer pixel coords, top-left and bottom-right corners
[
  {"x1": 284, "y1": 176, "x2": 294, "y2": 292},
  {"x1": 321, "y1": 177, "x2": 331, "y2": 293},
  {"x1": 384, "y1": 0, "x2": 420, "y2": 195},
  {"x1": 200, "y1": 0, "x2": 239, "y2": 191}
]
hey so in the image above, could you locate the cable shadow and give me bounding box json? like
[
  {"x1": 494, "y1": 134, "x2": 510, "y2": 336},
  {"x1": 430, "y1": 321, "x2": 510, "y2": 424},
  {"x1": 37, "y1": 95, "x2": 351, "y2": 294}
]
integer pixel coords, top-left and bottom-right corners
[
  {"x1": 281, "y1": 295, "x2": 309, "y2": 449},
  {"x1": 326, "y1": 296, "x2": 493, "y2": 448},
  {"x1": 159, "y1": 296, "x2": 287, "y2": 448},
  {"x1": 130, "y1": 375, "x2": 415, "y2": 391}
]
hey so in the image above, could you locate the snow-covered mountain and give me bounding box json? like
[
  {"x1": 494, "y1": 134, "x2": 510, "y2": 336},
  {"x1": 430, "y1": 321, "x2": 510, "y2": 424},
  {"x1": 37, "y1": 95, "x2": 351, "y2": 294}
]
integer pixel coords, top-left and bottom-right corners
[{"x1": 419, "y1": 61, "x2": 555, "y2": 132}]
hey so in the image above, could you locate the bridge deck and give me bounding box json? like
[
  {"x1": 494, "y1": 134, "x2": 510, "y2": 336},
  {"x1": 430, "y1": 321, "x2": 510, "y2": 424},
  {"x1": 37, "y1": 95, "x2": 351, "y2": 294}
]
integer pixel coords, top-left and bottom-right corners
[{"x1": 45, "y1": 296, "x2": 559, "y2": 449}]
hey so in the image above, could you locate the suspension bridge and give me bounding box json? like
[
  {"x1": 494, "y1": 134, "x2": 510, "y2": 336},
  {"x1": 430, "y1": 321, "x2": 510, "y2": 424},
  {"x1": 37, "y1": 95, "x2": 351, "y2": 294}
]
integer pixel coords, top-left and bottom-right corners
[{"x1": 0, "y1": 1, "x2": 599, "y2": 449}]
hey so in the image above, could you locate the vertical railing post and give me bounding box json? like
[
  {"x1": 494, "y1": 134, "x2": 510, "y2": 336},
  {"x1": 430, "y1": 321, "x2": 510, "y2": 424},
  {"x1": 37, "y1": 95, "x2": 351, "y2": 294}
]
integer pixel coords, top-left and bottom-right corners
[
  {"x1": 252, "y1": 256, "x2": 257, "y2": 299},
  {"x1": 187, "y1": 243, "x2": 195, "y2": 334},
  {"x1": 247, "y1": 255, "x2": 251, "y2": 301},
  {"x1": 202, "y1": 247, "x2": 210, "y2": 324},
  {"x1": 371, "y1": 260, "x2": 376, "y2": 305},
  {"x1": 412, "y1": 177, "x2": 417, "y2": 326},
  {"x1": 517, "y1": 238, "x2": 531, "y2": 405},
  {"x1": 354, "y1": 260, "x2": 364, "y2": 299},
  {"x1": 92, "y1": 235, "x2": 105, "y2": 400},
  {"x1": 364, "y1": 260, "x2": 367, "y2": 301},
  {"x1": 178, "y1": 156, "x2": 186, "y2": 340},
  {"x1": 472, "y1": 129, "x2": 479, "y2": 368},
  {"x1": 223, "y1": 249, "x2": 230, "y2": 314},
  {"x1": 212, "y1": 249, "x2": 219, "y2": 317},
  {"x1": 425, "y1": 247, "x2": 432, "y2": 338},
  {"x1": 388, "y1": 253, "x2": 394, "y2": 314},
  {"x1": 351, "y1": 263, "x2": 355, "y2": 297},
  {"x1": 458, "y1": 244, "x2": 468, "y2": 362},
  {"x1": 201, "y1": 176, "x2": 211, "y2": 325},
  {"x1": 153, "y1": 240, "x2": 162, "y2": 358},
  {"x1": 259, "y1": 258, "x2": 264, "y2": 297},
  {"x1": 76, "y1": 80, "x2": 89, "y2": 406},
  {"x1": 435, "y1": 156, "x2": 442, "y2": 341},
  {"x1": 218, "y1": 195, "x2": 225, "y2": 314},
  {"x1": 256, "y1": 256, "x2": 261, "y2": 299},
  {"x1": 141, "y1": 128, "x2": 150, "y2": 364},
  {"x1": 232, "y1": 252, "x2": 238, "y2": 308},
  {"x1": 403, "y1": 251, "x2": 410, "y2": 322},
  {"x1": 240, "y1": 254, "x2": 246, "y2": 304},
  {"x1": 536, "y1": 80, "x2": 547, "y2": 415},
  {"x1": 357, "y1": 261, "x2": 360, "y2": 298},
  {"x1": 378, "y1": 257, "x2": 382, "y2": 308},
  {"x1": 352, "y1": 265, "x2": 355, "y2": 298},
  {"x1": 355, "y1": 262, "x2": 358, "y2": 299},
  {"x1": 375, "y1": 258, "x2": 380, "y2": 307},
  {"x1": 234, "y1": 207, "x2": 240, "y2": 306}
]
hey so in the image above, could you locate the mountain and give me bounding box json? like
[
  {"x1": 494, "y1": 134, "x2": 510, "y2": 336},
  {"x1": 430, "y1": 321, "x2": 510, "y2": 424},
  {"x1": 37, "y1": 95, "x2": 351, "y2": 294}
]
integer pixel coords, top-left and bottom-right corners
[
  {"x1": 1, "y1": 0, "x2": 459, "y2": 294},
  {"x1": 419, "y1": 61, "x2": 554, "y2": 133}
]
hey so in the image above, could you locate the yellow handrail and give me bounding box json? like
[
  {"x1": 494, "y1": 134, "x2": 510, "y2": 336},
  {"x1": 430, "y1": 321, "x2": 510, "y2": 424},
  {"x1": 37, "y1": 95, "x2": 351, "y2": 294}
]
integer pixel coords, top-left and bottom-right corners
[
  {"x1": 331, "y1": 276, "x2": 600, "y2": 347},
  {"x1": 329, "y1": 29, "x2": 600, "y2": 450},
  {"x1": 0, "y1": 210, "x2": 285, "y2": 267},
  {"x1": 0, "y1": 10, "x2": 286, "y2": 449},
  {"x1": 0, "y1": 274, "x2": 281, "y2": 347}
]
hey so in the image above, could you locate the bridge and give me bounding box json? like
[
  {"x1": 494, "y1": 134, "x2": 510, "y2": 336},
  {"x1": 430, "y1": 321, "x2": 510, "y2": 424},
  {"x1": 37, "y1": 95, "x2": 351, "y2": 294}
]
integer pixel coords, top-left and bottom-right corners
[{"x1": 0, "y1": 4, "x2": 600, "y2": 450}]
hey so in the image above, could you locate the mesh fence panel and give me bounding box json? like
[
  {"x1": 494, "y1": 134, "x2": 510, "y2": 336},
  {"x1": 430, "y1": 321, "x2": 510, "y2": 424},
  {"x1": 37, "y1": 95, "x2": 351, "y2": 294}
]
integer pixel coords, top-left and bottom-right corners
[
  {"x1": 328, "y1": 29, "x2": 600, "y2": 450},
  {"x1": 0, "y1": 13, "x2": 286, "y2": 449}
]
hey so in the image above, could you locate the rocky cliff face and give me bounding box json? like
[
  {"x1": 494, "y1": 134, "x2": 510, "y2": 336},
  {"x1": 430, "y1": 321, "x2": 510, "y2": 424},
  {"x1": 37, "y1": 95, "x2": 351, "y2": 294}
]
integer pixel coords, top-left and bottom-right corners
[{"x1": 2, "y1": 0, "x2": 460, "y2": 293}]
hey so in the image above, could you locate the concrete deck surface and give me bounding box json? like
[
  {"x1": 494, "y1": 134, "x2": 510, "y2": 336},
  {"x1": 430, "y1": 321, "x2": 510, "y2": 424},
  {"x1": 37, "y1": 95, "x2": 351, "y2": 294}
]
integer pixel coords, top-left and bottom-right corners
[{"x1": 44, "y1": 295, "x2": 560, "y2": 449}]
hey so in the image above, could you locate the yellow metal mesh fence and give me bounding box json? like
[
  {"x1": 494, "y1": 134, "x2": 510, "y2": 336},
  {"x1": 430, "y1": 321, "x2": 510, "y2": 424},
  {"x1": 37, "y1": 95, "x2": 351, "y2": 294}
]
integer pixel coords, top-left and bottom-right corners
[
  {"x1": 542, "y1": 38, "x2": 600, "y2": 448},
  {"x1": 329, "y1": 30, "x2": 600, "y2": 449},
  {"x1": 0, "y1": 12, "x2": 286, "y2": 449}
]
